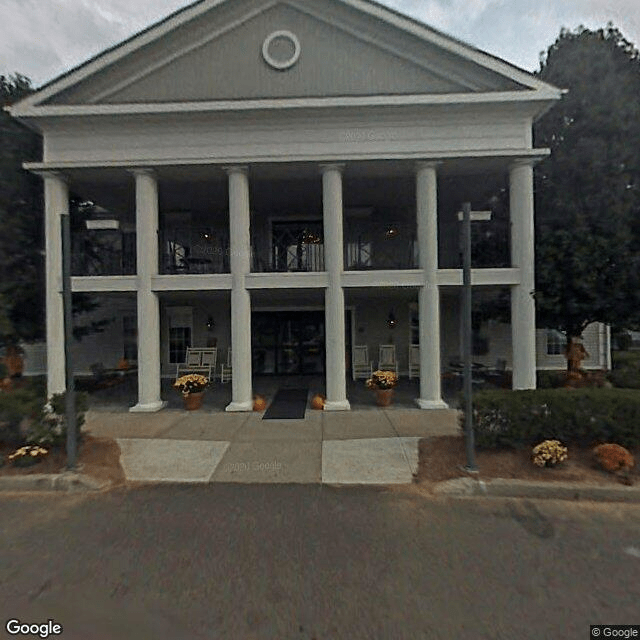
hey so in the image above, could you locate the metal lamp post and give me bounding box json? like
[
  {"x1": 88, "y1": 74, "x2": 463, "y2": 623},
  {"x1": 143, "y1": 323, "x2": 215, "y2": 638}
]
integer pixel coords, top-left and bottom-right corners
[
  {"x1": 458, "y1": 202, "x2": 492, "y2": 473},
  {"x1": 61, "y1": 212, "x2": 77, "y2": 470}
]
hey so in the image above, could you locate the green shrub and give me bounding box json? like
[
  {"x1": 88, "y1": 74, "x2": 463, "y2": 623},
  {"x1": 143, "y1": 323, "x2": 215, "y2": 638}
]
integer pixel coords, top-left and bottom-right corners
[
  {"x1": 26, "y1": 391, "x2": 88, "y2": 448},
  {"x1": 0, "y1": 384, "x2": 45, "y2": 444},
  {"x1": 607, "y1": 359, "x2": 640, "y2": 389},
  {"x1": 468, "y1": 388, "x2": 640, "y2": 450},
  {"x1": 536, "y1": 370, "x2": 566, "y2": 389}
]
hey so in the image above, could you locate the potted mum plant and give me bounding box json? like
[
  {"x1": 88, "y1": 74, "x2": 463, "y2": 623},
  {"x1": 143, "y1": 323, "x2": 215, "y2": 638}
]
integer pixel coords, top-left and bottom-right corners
[
  {"x1": 366, "y1": 370, "x2": 398, "y2": 406},
  {"x1": 174, "y1": 374, "x2": 209, "y2": 410}
]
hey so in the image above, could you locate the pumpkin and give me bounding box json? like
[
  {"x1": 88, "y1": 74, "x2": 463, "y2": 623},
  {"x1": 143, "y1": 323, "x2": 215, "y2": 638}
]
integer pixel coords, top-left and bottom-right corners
[
  {"x1": 310, "y1": 394, "x2": 325, "y2": 410},
  {"x1": 253, "y1": 395, "x2": 267, "y2": 411}
]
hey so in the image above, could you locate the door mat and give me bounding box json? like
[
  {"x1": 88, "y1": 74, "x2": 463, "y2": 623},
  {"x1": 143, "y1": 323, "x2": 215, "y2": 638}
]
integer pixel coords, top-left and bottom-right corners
[{"x1": 262, "y1": 388, "x2": 309, "y2": 420}]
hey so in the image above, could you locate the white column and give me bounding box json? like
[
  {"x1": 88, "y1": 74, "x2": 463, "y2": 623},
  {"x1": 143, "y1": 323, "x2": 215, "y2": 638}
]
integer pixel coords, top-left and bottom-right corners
[
  {"x1": 415, "y1": 162, "x2": 448, "y2": 409},
  {"x1": 510, "y1": 160, "x2": 537, "y2": 390},
  {"x1": 43, "y1": 172, "x2": 68, "y2": 397},
  {"x1": 130, "y1": 169, "x2": 166, "y2": 412},
  {"x1": 225, "y1": 166, "x2": 253, "y2": 412},
  {"x1": 321, "y1": 164, "x2": 350, "y2": 411}
]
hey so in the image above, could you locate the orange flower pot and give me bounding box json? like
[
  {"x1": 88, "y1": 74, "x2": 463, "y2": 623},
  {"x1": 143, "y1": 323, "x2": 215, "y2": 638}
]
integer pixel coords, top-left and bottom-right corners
[
  {"x1": 374, "y1": 388, "x2": 394, "y2": 407},
  {"x1": 183, "y1": 392, "x2": 204, "y2": 410}
]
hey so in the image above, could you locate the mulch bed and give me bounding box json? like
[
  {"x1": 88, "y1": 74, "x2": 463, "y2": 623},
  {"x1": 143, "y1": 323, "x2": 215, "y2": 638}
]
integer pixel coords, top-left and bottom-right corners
[
  {"x1": 0, "y1": 436, "x2": 125, "y2": 486},
  {"x1": 416, "y1": 436, "x2": 639, "y2": 487}
]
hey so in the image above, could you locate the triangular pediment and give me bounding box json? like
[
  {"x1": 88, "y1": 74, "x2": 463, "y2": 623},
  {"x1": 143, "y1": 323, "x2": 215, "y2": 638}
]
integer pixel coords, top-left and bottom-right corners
[{"x1": 14, "y1": 0, "x2": 560, "y2": 110}]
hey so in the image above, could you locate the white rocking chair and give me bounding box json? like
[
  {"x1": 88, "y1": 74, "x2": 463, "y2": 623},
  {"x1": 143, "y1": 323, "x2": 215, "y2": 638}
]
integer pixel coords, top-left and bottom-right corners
[
  {"x1": 377, "y1": 344, "x2": 398, "y2": 375},
  {"x1": 220, "y1": 348, "x2": 232, "y2": 383},
  {"x1": 352, "y1": 345, "x2": 373, "y2": 381},
  {"x1": 176, "y1": 347, "x2": 217, "y2": 380},
  {"x1": 408, "y1": 344, "x2": 420, "y2": 380}
]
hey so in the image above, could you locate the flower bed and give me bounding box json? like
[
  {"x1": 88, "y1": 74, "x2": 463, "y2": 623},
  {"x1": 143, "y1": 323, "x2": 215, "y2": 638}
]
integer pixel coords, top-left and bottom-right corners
[{"x1": 415, "y1": 436, "x2": 639, "y2": 487}]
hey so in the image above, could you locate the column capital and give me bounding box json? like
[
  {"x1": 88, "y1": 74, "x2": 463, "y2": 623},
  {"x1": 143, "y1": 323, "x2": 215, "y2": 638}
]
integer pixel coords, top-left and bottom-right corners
[
  {"x1": 34, "y1": 169, "x2": 69, "y2": 183},
  {"x1": 129, "y1": 167, "x2": 157, "y2": 179},
  {"x1": 415, "y1": 160, "x2": 442, "y2": 173},
  {"x1": 319, "y1": 162, "x2": 345, "y2": 175},
  {"x1": 222, "y1": 164, "x2": 249, "y2": 177},
  {"x1": 509, "y1": 157, "x2": 538, "y2": 171}
]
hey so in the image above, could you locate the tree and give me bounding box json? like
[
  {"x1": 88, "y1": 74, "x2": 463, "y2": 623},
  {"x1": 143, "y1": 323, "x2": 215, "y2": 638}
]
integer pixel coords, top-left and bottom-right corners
[
  {"x1": 0, "y1": 74, "x2": 44, "y2": 346},
  {"x1": 533, "y1": 25, "x2": 640, "y2": 352},
  {"x1": 0, "y1": 73, "x2": 110, "y2": 349}
]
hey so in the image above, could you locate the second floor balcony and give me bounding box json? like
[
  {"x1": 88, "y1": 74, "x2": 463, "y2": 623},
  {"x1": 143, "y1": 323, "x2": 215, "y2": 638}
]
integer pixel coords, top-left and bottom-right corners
[
  {"x1": 252, "y1": 222, "x2": 325, "y2": 273},
  {"x1": 159, "y1": 228, "x2": 230, "y2": 275},
  {"x1": 344, "y1": 222, "x2": 418, "y2": 270},
  {"x1": 71, "y1": 229, "x2": 136, "y2": 276}
]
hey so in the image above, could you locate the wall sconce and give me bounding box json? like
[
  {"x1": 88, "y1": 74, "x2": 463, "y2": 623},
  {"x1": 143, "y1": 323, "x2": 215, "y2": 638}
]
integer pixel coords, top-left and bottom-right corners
[
  {"x1": 387, "y1": 311, "x2": 396, "y2": 328},
  {"x1": 206, "y1": 316, "x2": 215, "y2": 331}
]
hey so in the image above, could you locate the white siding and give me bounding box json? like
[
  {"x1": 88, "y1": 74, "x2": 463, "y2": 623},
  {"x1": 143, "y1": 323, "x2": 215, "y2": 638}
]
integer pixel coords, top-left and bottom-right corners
[
  {"x1": 466, "y1": 321, "x2": 609, "y2": 371},
  {"x1": 42, "y1": 104, "x2": 531, "y2": 165}
]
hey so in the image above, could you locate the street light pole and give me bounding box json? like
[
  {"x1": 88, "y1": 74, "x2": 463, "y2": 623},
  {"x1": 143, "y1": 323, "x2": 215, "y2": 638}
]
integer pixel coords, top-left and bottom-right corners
[
  {"x1": 61, "y1": 212, "x2": 77, "y2": 470},
  {"x1": 461, "y1": 202, "x2": 477, "y2": 473}
]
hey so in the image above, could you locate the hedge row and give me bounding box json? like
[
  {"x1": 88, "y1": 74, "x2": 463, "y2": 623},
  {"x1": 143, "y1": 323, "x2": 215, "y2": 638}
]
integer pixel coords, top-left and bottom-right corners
[{"x1": 467, "y1": 388, "x2": 640, "y2": 449}]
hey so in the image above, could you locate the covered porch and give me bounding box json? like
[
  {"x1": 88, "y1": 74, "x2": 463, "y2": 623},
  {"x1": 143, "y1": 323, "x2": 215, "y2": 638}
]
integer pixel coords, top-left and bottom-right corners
[{"x1": 83, "y1": 374, "x2": 467, "y2": 413}]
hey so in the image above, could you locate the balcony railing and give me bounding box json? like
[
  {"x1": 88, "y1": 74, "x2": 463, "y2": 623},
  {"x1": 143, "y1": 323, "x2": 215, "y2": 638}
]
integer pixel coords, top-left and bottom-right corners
[
  {"x1": 252, "y1": 223, "x2": 325, "y2": 273},
  {"x1": 159, "y1": 228, "x2": 230, "y2": 274},
  {"x1": 440, "y1": 221, "x2": 511, "y2": 269},
  {"x1": 71, "y1": 230, "x2": 136, "y2": 276},
  {"x1": 344, "y1": 222, "x2": 418, "y2": 270}
]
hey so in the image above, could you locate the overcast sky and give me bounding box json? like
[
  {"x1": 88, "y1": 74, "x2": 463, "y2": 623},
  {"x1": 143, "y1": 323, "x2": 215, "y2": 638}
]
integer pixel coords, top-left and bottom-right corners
[{"x1": 1, "y1": 0, "x2": 639, "y2": 87}]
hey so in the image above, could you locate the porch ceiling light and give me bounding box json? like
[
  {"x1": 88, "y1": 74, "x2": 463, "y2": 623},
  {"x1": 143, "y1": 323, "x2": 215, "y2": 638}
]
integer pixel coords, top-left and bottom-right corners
[
  {"x1": 387, "y1": 311, "x2": 397, "y2": 328},
  {"x1": 385, "y1": 226, "x2": 398, "y2": 239},
  {"x1": 301, "y1": 229, "x2": 321, "y2": 244}
]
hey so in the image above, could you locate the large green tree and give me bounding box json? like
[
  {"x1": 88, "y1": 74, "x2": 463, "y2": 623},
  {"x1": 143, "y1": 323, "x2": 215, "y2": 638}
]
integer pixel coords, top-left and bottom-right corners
[
  {"x1": 0, "y1": 73, "x2": 110, "y2": 349},
  {"x1": 534, "y1": 25, "x2": 640, "y2": 346},
  {"x1": 0, "y1": 74, "x2": 44, "y2": 345}
]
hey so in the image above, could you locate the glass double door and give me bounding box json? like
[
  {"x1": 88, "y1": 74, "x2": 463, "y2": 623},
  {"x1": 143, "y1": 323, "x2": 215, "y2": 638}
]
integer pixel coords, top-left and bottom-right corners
[{"x1": 252, "y1": 311, "x2": 325, "y2": 375}]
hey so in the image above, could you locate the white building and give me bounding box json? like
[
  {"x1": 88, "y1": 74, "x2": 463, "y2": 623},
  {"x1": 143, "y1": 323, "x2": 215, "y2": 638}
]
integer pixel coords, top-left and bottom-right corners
[{"x1": 9, "y1": 0, "x2": 609, "y2": 411}]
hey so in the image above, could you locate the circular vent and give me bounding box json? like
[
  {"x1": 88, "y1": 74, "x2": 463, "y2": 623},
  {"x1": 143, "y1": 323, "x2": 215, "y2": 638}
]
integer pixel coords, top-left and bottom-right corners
[{"x1": 262, "y1": 30, "x2": 301, "y2": 70}]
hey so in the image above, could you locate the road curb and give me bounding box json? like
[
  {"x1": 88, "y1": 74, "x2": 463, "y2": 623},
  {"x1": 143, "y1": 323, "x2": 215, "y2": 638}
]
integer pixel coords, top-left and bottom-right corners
[
  {"x1": 433, "y1": 477, "x2": 640, "y2": 502},
  {"x1": 0, "y1": 472, "x2": 108, "y2": 493}
]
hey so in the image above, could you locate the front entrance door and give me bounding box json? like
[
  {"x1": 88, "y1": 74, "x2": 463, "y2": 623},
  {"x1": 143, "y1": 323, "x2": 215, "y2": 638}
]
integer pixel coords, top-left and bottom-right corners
[{"x1": 252, "y1": 311, "x2": 325, "y2": 375}]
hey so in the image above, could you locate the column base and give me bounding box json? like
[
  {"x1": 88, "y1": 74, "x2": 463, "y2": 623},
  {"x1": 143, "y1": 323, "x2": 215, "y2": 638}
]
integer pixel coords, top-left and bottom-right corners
[
  {"x1": 323, "y1": 399, "x2": 351, "y2": 411},
  {"x1": 416, "y1": 398, "x2": 449, "y2": 410},
  {"x1": 129, "y1": 401, "x2": 167, "y2": 413},
  {"x1": 225, "y1": 400, "x2": 254, "y2": 412}
]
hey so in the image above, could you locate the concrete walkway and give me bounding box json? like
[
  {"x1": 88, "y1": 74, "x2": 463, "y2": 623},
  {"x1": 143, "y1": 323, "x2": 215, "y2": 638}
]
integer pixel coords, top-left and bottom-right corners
[{"x1": 85, "y1": 408, "x2": 460, "y2": 485}]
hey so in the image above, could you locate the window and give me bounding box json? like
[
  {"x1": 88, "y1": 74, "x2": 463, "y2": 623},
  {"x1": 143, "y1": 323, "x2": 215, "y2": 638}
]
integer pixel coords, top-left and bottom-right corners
[
  {"x1": 122, "y1": 315, "x2": 137, "y2": 361},
  {"x1": 547, "y1": 329, "x2": 567, "y2": 355}
]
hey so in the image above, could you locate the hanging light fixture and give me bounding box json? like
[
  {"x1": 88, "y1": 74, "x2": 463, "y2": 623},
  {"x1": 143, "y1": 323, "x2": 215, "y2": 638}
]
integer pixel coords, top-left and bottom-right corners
[
  {"x1": 301, "y1": 229, "x2": 321, "y2": 244},
  {"x1": 385, "y1": 226, "x2": 398, "y2": 239},
  {"x1": 387, "y1": 311, "x2": 397, "y2": 328}
]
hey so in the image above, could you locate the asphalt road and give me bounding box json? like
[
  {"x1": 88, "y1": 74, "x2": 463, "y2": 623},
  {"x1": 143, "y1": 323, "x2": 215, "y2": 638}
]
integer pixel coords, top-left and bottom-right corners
[{"x1": 0, "y1": 485, "x2": 638, "y2": 640}]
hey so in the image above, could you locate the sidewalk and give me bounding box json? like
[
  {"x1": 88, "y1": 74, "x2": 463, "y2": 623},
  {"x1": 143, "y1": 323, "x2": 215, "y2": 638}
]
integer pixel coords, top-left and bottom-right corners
[{"x1": 84, "y1": 407, "x2": 460, "y2": 485}]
